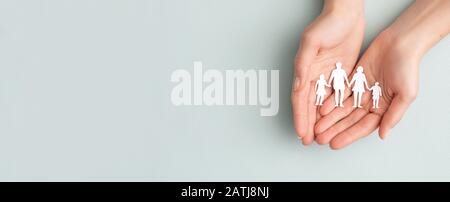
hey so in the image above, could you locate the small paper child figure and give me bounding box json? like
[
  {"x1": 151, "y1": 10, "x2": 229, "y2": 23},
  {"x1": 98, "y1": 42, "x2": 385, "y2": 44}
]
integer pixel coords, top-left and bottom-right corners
[
  {"x1": 315, "y1": 74, "x2": 331, "y2": 106},
  {"x1": 349, "y1": 66, "x2": 369, "y2": 108},
  {"x1": 369, "y1": 82, "x2": 382, "y2": 108}
]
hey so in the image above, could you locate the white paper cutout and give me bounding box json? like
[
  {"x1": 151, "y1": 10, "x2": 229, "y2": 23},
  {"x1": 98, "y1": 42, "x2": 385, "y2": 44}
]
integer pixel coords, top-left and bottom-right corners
[
  {"x1": 369, "y1": 82, "x2": 382, "y2": 108},
  {"x1": 348, "y1": 66, "x2": 369, "y2": 108},
  {"x1": 315, "y1": 74, "x2": 331, "y2": 106},
  {"x1": 315, "y1": 62, "x2": 381, "y2": 109},
  {"x1": 328, "y1": 62, "x2": 349, "y2": 107}
]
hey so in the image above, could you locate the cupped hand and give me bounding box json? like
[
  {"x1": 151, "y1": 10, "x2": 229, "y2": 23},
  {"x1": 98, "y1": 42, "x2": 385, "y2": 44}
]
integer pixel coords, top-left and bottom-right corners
[
  {"x1": 314, "y1": 31, "x2": 420, "y2": 149},
  {"x1": 292, "y1": 2, "x2": 365, "y2": 145}
]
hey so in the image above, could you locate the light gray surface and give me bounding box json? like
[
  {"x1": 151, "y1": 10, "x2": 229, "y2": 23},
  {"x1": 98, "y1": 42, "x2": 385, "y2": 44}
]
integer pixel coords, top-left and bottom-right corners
[{"x1": 0, "y1": 0, "x2": 449, "y2": 181}]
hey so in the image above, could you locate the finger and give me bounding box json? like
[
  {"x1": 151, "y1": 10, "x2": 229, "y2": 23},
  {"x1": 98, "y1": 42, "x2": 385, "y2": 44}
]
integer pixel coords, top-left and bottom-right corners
[
  {"x1": 378, "y1": 95, "x2": 414, "y2": 139},
  {"x1": 292, "y1": 82, "x2": 310, "y2": 138},
  {"x1": 315, "y1": 98, "x2": 354, "y2": 134},
  {"x1": 316, "y1": 86, "x2": 372, "y2": 135},
  {"x1": 330, "y1": 113, "x2": 381, "y2": 150},
  {"x1": 319, "y1": 87, "x2": 352, "y2": 116},
  {"x1": 316, "y1": 106, "x2": 322, "y2": 122},
  {"x1": 292, "y1": 36, "x2": 319, "y2": 138},
  {"x1": 302, "y1": 130, "x2": 315, "y2": 145},
  {"x1": 294, "y1": 35, "x2": 319, "y2": 86},
  {"x1": 315, "y1": 108, "x2": 367, "y2": 145},
  {"x1": 303, "y1": 82, "x2": 317, "y2": 145}
]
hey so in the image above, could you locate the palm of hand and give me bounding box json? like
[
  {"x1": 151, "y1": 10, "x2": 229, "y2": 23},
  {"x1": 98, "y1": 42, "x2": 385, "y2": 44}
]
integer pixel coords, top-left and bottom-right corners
[
  {"x1": 292, "y1": 12, "x2": 365, "y2": 145},
  {"x1": 315, "y1": 34, "x2": 419, "y2": 149}
]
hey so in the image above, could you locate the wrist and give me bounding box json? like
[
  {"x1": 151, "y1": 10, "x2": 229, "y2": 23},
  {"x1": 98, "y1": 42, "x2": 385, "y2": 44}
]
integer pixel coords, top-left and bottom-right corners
[
  {"x1": 323, "y1": 0, "x2": 364, "y2": 19},
  {"x1": 383, "y1": 0, "x2": 450, "y2": 59},
  {"x1": 379, "y1": 27, "x2": 427, "y2": 62}
]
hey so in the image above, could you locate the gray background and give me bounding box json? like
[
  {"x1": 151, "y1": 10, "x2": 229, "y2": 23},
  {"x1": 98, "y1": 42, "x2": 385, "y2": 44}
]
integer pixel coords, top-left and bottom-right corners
[{"x1": 0, "y1": 0, "x2": 449, "y2": 181}]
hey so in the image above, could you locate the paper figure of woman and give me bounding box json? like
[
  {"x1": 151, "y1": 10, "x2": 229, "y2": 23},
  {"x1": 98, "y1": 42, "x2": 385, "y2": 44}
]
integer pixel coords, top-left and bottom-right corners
[{"x1": 349, "y1": 66, "x2": 369, "y2": 108}]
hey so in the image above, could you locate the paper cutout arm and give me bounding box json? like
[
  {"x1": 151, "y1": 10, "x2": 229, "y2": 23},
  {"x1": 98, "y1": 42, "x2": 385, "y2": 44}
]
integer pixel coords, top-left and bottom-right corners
[
  {"x1": 344, "y1": 72, "x2": 350, "y2": 87},
  {"x1": 363, "y1": 76, "x2": 370, "y2": 90},
  {"x1": 315, "y1": 80, "x2": 319, "y2": 92},
  {"x1": 328, "y1": 72, "x2": 335, "y2": 86},
  {"x1": 348, "y1": 75, "x2": 355, "y2": 87}
]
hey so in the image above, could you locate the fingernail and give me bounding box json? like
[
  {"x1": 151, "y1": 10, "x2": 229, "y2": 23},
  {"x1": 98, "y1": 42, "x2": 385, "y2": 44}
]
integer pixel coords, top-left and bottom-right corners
[
  {"x1": 293, "y1": 77, "x2": 301, "y2": 91},
  {"x1": 381, "y1": 130, "x2": 389, "y2": 140}
]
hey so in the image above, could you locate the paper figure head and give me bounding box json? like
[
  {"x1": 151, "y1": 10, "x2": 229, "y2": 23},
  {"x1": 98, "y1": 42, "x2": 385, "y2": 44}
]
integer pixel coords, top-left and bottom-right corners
[
  {"x1": 375, "y1": 82, "x2": 379, "y2": 86},
  {"x1": 357, "y1": 66, "x2": 363, "y2": 73},
  {"x1": 336, "y1": 62, "x2": 342, "y2": 69},
  {"x1": 319, "y1": 74, "x2": 325, "y2": 80}
]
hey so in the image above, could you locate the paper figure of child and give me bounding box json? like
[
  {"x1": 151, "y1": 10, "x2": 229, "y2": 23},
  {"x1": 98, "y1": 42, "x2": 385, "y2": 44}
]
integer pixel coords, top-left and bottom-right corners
[
  {"x1": 328, "y1": 62, "x2": 350, "y2": 107},
  {"x1": 369, "y1": 82, "x2": 382, "y2": 108},
  {"x1": 315, "y1": 74, "x2": 331, "y2": 106},
  {"x1": 349, "y1": 66, "x2": 369, "y2": 108}
]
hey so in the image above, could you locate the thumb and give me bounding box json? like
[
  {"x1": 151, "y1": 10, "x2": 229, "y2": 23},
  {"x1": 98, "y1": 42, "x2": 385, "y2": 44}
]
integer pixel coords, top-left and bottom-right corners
[
  {"x1": 293, "y1": 34, "x2": 319, "y2": 86},
  {"x1": 291, "y1": 34, "x2": 319, "y2": 139},
  {"x1": 379, "y1": 94, "x2": 415, "y2": 139}
]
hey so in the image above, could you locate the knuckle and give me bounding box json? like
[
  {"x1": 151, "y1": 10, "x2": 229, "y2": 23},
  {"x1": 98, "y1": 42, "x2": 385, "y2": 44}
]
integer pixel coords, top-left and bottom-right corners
[
  {"x1": 402, "y1": 90, "x2": 418, "y2": 102},
  {"x1": 301, "y1": 31, "x2": 318, "y2": 45}
]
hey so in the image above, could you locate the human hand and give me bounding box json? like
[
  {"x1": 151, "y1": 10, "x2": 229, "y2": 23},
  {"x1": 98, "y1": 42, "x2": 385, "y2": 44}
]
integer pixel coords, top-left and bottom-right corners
[
  {"x1": 314, "y1": 0, "x2": 450, "y2": 149},
  {"x1": 292, "y1": 0, "x2": 365, "y2": 145},
  {"x1": 314, "y1": 31, "x2": 419, "y2": 149}
]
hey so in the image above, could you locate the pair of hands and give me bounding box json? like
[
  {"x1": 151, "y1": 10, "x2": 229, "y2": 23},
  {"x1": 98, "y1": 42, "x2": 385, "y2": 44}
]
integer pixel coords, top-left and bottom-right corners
[{"x1": 291, "y1": 0, "x2": 426, "y2": 149}]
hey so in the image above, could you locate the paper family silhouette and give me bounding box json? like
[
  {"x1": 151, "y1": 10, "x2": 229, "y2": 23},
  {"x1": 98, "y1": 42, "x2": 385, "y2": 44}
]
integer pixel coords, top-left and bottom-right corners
[{"x1": 315, "y1": 62, "x2": 382, "y2": 108}]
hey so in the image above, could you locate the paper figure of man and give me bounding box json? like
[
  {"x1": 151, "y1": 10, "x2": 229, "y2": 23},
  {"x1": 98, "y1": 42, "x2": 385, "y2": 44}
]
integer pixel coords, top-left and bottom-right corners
[
  {"x1": 328, "y1": 62, "x2": 350, "y2": 107},
  {"x1": 369, "y1": 82, "x2": 382, "y2": 108}
]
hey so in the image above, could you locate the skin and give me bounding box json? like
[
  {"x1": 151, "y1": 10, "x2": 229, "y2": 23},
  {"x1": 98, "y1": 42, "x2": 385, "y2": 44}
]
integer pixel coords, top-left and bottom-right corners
[
  {"x1": 291, "y1": 0, "x2": 365, "y2": 145},
  {"x1": 293, "y1": 0, "x2": 450, "y2": 149}
]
